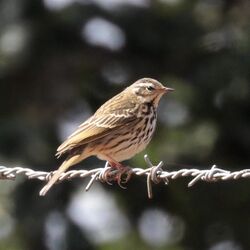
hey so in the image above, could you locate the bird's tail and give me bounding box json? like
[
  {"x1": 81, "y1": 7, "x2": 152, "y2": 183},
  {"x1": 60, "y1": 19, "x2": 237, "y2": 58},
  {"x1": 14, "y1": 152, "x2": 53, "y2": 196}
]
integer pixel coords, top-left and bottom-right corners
[{"x1": 39, "y1": 153, "x2": 87, "y2": 196}]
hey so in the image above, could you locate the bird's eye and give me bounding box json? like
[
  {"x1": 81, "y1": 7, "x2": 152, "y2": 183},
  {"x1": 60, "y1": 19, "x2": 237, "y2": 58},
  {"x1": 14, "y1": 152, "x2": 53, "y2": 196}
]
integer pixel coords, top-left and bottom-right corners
[{"x1": 147, "y1": 86, "x2": 155, "y2": 91}]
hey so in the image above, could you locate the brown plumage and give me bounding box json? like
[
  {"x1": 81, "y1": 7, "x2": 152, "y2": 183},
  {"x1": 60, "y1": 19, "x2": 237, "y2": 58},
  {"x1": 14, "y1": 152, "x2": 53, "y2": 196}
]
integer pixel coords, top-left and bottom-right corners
[{"x1": 39, "y1": 78, "x2": 174, "y2": 196}]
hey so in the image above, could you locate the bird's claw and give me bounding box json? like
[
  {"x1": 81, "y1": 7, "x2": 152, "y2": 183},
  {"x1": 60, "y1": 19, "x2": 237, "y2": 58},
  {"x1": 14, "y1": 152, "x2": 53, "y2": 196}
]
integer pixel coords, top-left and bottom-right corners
[
  {"x1": 116, "y1": 166, "x2": 133, "y2": 189},
  {"x1": 100, "y1": 167, "x2": 117, "y2": 185},
  {"x1": 101, "y1": 165, "x2": 132, "y2": 188}
]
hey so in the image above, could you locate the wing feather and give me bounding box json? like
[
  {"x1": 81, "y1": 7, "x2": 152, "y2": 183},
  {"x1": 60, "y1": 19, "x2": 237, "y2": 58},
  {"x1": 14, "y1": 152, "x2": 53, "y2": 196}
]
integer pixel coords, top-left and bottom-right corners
[{"x1": 56, "y1": 92, "x2": 139, "y2": 157}]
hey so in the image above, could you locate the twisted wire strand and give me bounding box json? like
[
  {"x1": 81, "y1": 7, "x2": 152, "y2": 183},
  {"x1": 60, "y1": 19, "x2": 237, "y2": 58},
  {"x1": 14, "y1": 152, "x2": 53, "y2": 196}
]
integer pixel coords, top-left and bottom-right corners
[{"x1": 1, "y1": 155, "x2": 250, "y2": 198}]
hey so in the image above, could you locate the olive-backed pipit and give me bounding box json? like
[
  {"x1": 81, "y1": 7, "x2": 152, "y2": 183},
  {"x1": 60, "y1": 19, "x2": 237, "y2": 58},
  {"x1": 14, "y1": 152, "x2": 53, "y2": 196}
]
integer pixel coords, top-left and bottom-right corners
[{"x1": 40, "y1": 78, "x2": 174, "y2": 196}]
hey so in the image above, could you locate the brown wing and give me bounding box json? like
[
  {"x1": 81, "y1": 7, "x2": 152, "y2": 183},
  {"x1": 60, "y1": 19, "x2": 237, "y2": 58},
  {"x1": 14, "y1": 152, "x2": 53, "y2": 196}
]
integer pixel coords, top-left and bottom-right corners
[{"x1": 56, "y1": 90, "x2": 139, "y2": 157}]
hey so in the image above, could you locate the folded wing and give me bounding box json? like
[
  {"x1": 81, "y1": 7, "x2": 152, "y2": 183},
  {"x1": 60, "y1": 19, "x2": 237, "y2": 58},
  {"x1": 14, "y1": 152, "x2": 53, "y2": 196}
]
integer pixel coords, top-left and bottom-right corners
[{"x1": 56, "y1": 92, "x2": 139, "y2": 157}]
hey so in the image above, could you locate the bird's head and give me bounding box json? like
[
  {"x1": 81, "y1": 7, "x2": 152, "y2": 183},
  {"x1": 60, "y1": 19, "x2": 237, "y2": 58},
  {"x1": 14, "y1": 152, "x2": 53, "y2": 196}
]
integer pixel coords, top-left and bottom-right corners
[{"x1": 129, "y1": 78, "x2": 174, "y2": 107}]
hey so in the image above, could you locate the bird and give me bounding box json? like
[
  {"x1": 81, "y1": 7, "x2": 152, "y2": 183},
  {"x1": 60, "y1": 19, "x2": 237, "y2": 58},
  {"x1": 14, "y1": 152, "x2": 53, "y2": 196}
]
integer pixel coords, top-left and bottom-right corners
[{"x1": 39, "y1": 78, "x2": 174, "y2": 196}]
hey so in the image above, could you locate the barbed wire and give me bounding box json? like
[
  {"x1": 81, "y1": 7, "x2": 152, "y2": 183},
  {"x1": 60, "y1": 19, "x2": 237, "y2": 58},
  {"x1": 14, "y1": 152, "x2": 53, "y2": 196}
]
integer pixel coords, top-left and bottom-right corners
[{"x1": 1, "y1": 155, "x2": 250, "y2": 198}]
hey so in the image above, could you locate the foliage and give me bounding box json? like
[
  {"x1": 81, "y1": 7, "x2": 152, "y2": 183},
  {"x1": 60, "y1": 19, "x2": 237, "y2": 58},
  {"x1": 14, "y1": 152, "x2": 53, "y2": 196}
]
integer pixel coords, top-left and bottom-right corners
[{"x1": 0, "y1": 0, "x2": 250, "y2": 249}]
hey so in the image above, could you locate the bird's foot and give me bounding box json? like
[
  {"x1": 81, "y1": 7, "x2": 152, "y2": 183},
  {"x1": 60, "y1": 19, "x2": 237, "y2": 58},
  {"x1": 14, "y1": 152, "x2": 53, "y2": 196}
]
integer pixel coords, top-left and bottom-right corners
[
  {"x1": 116, "y1": 166, "x2": 133, "y2": 189},
  {"x1": 102, "y1": 163, "x2": 132, "y2": 189}
]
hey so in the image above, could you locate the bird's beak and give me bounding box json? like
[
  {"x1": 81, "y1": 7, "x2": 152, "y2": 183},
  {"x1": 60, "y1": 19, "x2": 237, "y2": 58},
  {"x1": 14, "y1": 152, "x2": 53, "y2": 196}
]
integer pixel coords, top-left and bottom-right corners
[{"x1": 160, "y1": 87, "x2": 174, "y2": 94}]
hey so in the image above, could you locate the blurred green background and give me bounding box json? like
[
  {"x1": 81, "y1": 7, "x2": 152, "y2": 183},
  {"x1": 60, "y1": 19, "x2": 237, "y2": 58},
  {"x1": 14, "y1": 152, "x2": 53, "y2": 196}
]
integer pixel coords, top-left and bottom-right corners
[{"x1": 0, "y1": 0, "x2": 250, "y2": 249}]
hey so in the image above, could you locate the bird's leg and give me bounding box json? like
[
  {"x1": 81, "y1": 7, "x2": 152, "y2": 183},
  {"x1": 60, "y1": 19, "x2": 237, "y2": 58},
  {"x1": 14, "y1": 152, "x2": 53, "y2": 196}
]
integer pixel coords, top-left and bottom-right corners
[
  {"x1": 104, "y1": 156, "x2": 132, "y2": 188},
  {"x1": 108, "y1": 160, "x2": 129, "y2": 189},
  {"x1": 116, "y1": 166, "x2": 133, "y2": 187}
]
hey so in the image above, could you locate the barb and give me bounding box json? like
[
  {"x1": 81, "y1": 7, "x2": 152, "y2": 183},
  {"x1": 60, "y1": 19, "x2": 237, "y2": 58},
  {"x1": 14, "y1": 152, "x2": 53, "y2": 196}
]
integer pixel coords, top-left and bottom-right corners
[{"x1": 1, "y1": 155, "x2": 250, "y2": 199}]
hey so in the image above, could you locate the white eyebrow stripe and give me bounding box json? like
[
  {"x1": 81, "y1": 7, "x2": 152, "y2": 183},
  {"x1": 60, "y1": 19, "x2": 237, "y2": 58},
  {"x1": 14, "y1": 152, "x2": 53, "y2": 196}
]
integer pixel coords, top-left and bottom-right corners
[{"x1": 135, "y1": 83, "x2": 150, "y2": 87}]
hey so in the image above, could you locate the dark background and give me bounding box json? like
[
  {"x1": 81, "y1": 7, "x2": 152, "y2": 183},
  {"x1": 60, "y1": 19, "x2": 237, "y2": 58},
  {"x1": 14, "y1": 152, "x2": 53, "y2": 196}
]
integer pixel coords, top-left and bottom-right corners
[{"x1": 0, "y1": 0, "x2": 250, "y2": 249}]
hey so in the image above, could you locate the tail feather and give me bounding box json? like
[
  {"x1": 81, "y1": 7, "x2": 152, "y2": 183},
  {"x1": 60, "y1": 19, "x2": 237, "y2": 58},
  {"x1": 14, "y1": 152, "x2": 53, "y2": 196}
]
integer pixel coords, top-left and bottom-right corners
[{"x1": 39, "y1": 154, "x2": 86, "y2": 196}]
